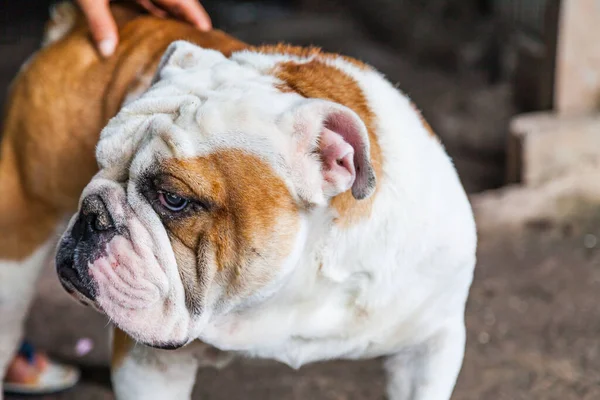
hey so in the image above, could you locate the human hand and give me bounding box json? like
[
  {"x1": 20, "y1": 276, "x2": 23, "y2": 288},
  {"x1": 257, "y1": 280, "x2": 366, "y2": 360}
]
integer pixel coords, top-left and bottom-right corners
[{"x1": 76, "y1": 0, "x2": 212, "y2": 57}]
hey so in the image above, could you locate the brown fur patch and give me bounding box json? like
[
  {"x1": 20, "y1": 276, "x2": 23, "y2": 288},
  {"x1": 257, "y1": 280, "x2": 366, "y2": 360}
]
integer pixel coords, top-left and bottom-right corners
[
  {"x1": 269, "y1": 54, "x2": 383, "y2": 226},
  {"x1": 0, "y1": 150, "x2": 60, "y2": 259},
  {"x1": 0, "y1": 5, "x2": 247, "y2": 260},
  {"x1": 111, "y1": 327, "x2": 134, "y2": 370},
  {"x1": 158, "y1": 150, "x2": 299, "y2": 310},
  {"x1": 254, "y1": 44, "x2": 371, "y2": 71}
]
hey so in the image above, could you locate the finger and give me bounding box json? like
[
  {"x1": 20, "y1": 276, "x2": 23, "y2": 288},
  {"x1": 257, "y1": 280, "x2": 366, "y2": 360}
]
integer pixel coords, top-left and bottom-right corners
[
  {"x1": 156, "y1": 0, "x2": 212, "y2": 31},
  {"x1": 136, "y1": 0, "x2": 168, "y2": 18},
  {"x1": 76, "y1": 0, "x2": 118, "y2": 57}
]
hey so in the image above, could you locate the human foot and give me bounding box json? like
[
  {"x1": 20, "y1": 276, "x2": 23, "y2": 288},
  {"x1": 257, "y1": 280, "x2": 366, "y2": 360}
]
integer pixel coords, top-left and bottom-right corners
[{"x1": 3, "y1": 342, "x2": 79, "y2": 395}]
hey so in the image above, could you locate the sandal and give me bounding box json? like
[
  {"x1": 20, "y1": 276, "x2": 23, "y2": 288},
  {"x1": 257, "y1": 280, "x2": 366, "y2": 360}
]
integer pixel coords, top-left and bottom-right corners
[{"x1": 3, "y1": 341, "x2": 80, "y2": 395}]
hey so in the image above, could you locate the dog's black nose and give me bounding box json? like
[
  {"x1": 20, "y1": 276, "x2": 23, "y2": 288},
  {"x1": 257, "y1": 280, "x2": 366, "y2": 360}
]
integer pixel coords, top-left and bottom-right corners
[
  {"x1": 72, "y1": 195, "x2": 115, "y2": 240},
  {"x1": 57, "y1": 194, "x2": 116, "y2": 302},
  {"x1": 82, "y1": 195, "x2": 114, "y2": 231}
]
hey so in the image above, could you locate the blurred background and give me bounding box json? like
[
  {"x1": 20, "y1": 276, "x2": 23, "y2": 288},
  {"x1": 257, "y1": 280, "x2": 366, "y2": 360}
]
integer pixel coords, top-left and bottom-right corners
[{"x1": 1, "y1": 0, "x2": 599, "y2": 399}]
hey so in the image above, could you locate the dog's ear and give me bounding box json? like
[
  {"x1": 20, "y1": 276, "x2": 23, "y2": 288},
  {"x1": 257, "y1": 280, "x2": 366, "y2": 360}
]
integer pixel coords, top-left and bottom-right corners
[
  {"x1": 283, "y1": 99, "x2": 376, "y2": 203},
  {"x1": 151, "y1": 40, "x2": 227, "y2": 84}
]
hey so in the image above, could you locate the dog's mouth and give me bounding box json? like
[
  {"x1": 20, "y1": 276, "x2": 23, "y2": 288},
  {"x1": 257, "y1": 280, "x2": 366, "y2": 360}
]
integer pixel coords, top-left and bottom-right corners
[
  {"x1": 146, "y1": 341, "x2": 188, "y2": 350},
  {"x1": 57, "y1": 253, "x2": 188, "y2": 349},
  {"x1": 57, "y1": 270, "x2": 97, "y2": 308},
  {"x1": 56, "y1": 235, "x2": 99, "y2": 305},
  {"x1": 56, "y1": 259, "x2": 104, "y2": 314},
  {"x1": 56, "y1": 258, "x2": 96, "y2": 301}
]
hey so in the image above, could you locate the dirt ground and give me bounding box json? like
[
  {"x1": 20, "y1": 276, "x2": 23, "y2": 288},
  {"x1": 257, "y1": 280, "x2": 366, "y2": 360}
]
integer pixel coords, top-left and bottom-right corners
[{"x1": 2, "y1": 2, "x2": 600, "y2": 400}]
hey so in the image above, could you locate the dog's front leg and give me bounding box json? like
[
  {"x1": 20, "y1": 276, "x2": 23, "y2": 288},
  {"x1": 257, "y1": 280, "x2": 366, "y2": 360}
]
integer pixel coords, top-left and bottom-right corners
[
  {"x1": 384, "y1": 321, "x2": 466, "y2": 400},
  {"x1": 111, "y1": 328, "x2": 233, "y2": 400},
  {"x1": 0, "y1": 240, "x2": 55, "y2": 399}
]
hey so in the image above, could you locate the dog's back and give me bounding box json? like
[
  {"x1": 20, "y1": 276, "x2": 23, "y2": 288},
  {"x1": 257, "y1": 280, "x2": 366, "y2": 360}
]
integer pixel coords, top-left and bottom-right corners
[{"x1": 0, "y1": 3, "x2": 246, "y2": 259}]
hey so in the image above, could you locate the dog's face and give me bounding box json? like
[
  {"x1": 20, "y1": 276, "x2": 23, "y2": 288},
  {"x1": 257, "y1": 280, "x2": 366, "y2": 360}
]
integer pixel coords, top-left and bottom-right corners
[{"x1": 56, "y1": 42, "x2": 375, "y2": 348}]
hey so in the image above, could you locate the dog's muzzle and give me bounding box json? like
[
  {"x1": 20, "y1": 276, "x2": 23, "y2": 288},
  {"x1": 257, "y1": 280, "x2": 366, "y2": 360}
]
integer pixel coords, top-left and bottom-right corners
[{"x1": 56, "y1": 194, "x2": 117, "y2": 301}]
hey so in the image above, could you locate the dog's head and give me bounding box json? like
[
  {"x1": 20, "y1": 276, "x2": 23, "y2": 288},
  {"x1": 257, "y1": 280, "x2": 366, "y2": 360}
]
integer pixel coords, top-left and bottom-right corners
[{"x1": 56, "y1": 41, "x2": 375, "y2": 348}]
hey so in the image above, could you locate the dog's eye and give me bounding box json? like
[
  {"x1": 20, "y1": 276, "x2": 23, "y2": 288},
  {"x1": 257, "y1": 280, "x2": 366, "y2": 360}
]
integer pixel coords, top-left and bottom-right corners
[{"x1": 158, "y1": 191, "x2": 189, "y2": 212}]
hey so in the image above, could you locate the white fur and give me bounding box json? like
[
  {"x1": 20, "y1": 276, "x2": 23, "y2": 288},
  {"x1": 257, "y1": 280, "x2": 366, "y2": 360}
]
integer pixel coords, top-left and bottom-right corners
[
  {"x1": 42, "y1": 1, "x2": 77, "y2": 48},
  {"x1": 0, "y1": 239, "x2": 57, "y2": 399},
  {"x1": 112, "y1": 337, "x2": 199, "y2": 400},
  {"x1": 111, "y1": 330, "x2": 234, "y2": 400},
  {"x1": 62, "y1": 41, "x2": 476, "y2": 399}
]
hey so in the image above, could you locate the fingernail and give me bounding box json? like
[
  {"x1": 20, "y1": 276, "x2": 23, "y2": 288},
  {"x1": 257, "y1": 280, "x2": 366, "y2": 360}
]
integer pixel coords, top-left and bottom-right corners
[
  {"x1": 196, "y1": 19, "x2": 212, "y2": 31},
  {"x1": 99, "y1": 38, "x2": 116, "y2": 58}
]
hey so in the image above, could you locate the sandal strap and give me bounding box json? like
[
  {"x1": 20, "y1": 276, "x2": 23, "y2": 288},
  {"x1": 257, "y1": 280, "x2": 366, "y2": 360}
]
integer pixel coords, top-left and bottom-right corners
[{"x1": 17, "y1": 340, "x2": 36, "y2": 364}]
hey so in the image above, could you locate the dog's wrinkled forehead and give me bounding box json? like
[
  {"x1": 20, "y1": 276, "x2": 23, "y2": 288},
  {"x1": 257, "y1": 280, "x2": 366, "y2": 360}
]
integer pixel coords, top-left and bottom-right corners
[{"x1": 96, "y1": 41, "x2": 299, "y2": 177}]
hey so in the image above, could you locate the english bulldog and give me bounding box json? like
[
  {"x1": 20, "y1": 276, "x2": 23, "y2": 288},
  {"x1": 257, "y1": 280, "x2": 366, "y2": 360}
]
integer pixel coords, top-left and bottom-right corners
[{"x1": 0, "y1": 2, "x2": 476, "y2": 399}]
